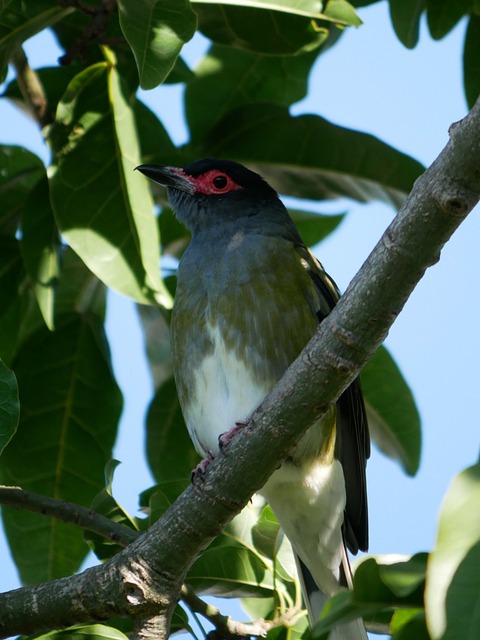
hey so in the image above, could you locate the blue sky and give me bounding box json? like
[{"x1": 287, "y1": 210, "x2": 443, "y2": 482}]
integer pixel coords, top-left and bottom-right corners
[{"x1": 0, "y1": 1, "x2": 479, "y2": 635}]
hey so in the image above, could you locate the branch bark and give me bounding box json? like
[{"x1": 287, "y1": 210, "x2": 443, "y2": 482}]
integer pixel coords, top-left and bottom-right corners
[{"x1": 0, "y1": 101, "x2": 479, "y2": 638}]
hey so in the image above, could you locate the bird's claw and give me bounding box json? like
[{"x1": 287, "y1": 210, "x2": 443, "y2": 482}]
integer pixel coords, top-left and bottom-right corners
[
  {"x1": 218, "y1": 421, "x2": 247, "y2": 452},
  {"x1": 191, "y1": 450, "x2": 215, "y2": 483}
]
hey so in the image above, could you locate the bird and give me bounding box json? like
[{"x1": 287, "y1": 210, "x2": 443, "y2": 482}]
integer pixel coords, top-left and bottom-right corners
[{"x1": 136, "y1": 158, "x2": 370, "y2": 639}]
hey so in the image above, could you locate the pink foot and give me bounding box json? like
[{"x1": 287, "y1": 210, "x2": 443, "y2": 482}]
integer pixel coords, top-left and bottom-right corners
[
  {"x1": 191, "y1": 450, "x2": 215, "y2": 483},
  {"x1": 218, "y1": 421, "x2": 247, "y2": 452}
]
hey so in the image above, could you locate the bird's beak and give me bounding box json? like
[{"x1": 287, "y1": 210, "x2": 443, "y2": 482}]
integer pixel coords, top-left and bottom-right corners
[{"x1": 135, "y1": 164, "x2": 195, "y2": 194}]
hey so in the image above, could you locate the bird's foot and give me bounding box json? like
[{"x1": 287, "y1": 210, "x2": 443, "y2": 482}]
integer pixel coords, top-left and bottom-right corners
[
  {"x1": 219, "y1": 421, "x2": 248, "y2": 452},
  {"x1": 191, "y1": 450, "x2": 215, "y2": 483}
]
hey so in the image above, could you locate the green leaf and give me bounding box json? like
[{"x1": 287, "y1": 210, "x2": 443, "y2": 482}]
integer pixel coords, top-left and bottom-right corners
[
  {"x1": 158, "y1": 206, "x2": 190, "y2": 257},
  {"x1": 48, "y1": 55, "x2": 172, "y2": 308},
  {"x1": 0, "y1": 236, "x2": 24, "y2": 322},
  {"x1": 55, "y1": 248, "x2": 106, "y2": 320},
  {"x1": 463, "y1": 14, "x2": 480, "y2": 109},
  {"x1": 203, "y1": 103, "x2": 424, "y2": 208},
  {"x1": 118, "y1": 0, "x2": 197, "y2": 90},
  {"x1": 0, "y1": 144, "x2": 44, "y2": 235},
  {"x1": 185, "y1": 44, "x2": 318, "y2": 141},
  {"x1": 426, "y1": 0, "x2": 471, "y2": 40},
  {"x1": 289, "y1": 210, "x2": 344, "y2": 247},
  {"x1": 187, "y1": 539, "x2": 275, "y2": 597},
  {"x1": 389, "y1": 0, "x2": 425, "y2": 49},
  {"x1": 361, "y1": 345, "x2": 421, "y2": 475},
  {"x1": 0, "y1": 359, "x2": 19, "y2": 456},
  {"x1": 192, "y1": 0, "x2": 361, "y2": 24},
  {"x1": 146, "y1": 376, "x2": 199, "y2": 483},
  {"x1": 312, "y1": 554, "x2": 427, "y2": 639},
  {"x1": 30, "y1": 624, "x2": 129, "y2": 640},
  {"x1": 84, "y1": 460, "x2": 139, "y2": 561},
  {"x1": 392, "y1": 611, "x2": 430, "y2": 640},
  {"x1": 425, "y1": 460, "x2": 480, "y2": 639},
  {"x1": 194, "y1": 3, "x2": 331, "y2": 55},
  {"x1": 20, "y1": 176, "x2": 60, "y2": 331},
  {"x1": 0, "y1": 315, "x2": 122, "y2": 584},
  {"x1": 0, "y1": 1, "x2": 73, "y2": 82},
  {"x1": 141, "y1": 480, "x2": 190, "y2": 524}
]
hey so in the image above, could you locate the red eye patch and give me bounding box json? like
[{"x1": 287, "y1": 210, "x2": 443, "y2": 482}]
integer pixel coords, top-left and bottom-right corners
[{"x1": 192, "y1": 170, "x2": 243, "y2": 195}]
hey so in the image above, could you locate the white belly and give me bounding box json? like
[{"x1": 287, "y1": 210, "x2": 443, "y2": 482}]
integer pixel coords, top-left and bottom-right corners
[{"x1": 183, "y1": 322, "x2": 271, "y2": 456}]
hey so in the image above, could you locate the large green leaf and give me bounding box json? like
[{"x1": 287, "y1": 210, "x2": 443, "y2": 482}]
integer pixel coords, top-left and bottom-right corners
[
  {"x1": 0, "y1": 359, "x2": 19, "y2": 456},
  {"x1": 0, "y1": 315, "x2": 122, "y2": 584},
  {"x1": 48, "y1": 53, "x2": 172, "y2": 308},
  {"x1": 194, "y1": 3, "x2": 331, "y2": 55},
  {"x1": 118, "y1": 0, "x2": 197, "y2": 90},
  {"x1": 289, "y1": 210, "x2": 345, "y2": 247},
  {"x1": 0, "y1": 0, "x2": 73, "y2": 82},
  {"x1": 20, "y1": 176, "x2": 60, "y2": 331},
  {"x1": 146, "y1": 376, "x2": 198, "y2": 483},
  {"x1": 203, "y1": 104, "x2": 424, "y2": 208},
  {"x1": 361, "y1": 345, "x2": 421, "y2": 475},
  {"x1": 426, "y1": 0, "x2": 471, "y2": 40},
  {"x1": 389, "y1": 0, "x2": 425, "y2": 49},
  {"x1": 192, "y1": 0, "x2": 361, "y2": 24},
  {"x1": 54, "y1": 248, "x2": 106, "y2": 320},
  {"x1": 84, "y1": 460, "x2": 139, "y2": 561},
  {"x1": 185, "y1": 44, "x2": 318, "y2": 140},
  {"x1": 187, "y1": 539, "x2": 275, "y2": 597},
  {"x1": 0, "y1": 235, "x2": 24, "y2": 320},
  {"x1": 463, "y1": 14, "x2": 480, "y2": 109},
  {"x1": 425, "y1": 460, "x2": 480, "y2": 639},
  {"x1": 0, "y1": 145, "x2": 44, "y2": 235}
]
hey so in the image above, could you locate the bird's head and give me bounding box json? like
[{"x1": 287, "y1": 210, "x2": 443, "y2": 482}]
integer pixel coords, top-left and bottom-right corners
[{"x1": 136, "y1": 158, "x2": 298, "y2": 239}]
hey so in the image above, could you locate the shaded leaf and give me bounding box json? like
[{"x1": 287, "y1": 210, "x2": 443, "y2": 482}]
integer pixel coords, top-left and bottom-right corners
[
  {"x1": 289, "y1": 210, "x2": 345, "y2": 247},
  {"x1": 392, "y1": 611, "x2": 430, "y2": 640},
  {"x1": 203, "y1": 103, "x2": 424, "y2": 208},
  {"x1": 187, "y1": 539, "x2": 275, "y2": 597},
  {"x1": 158, "y1": 206, "x2": 190, "y2": 258},
  {"x1": 146, "y1": 376, "x2": 198, "y2": 483},
  {"x1": 0, "y1": 0, "x2": 73, "y2": 82},
  {"x1": 426, "y1": 0, "x2": 471, "y2": 40},
  {"x1": 194, "y1": 3, "x2": 330, "y2": 55},
  {"x1": 0, "y1": 285, "x2": 43, "y2": 365},
  {"x1": 425, "y1": 459, "x2": 480, "y2": 639},
  {"x1": 192, "y1": 0, "x2": 361, "y2": 24},
  {"x1": 185, "y1": 43, "x2": 318, "y2": 141},
  {"x1": 463, "y1": 14, "x2": 480, "y2": 109},
  {"x1": 48, "y1": 54, "x2": 172, "y2": 308},
  {"x1": 389, "y1": 0, "x2": 425, "y2": 49},
  {"x1": 0, "y1": 144, "x2": 44, "y2": 235},
  {"x1": 20, "y1": 176, "x2": 60, "y2": 330},
  {"x1": 137, "y1": 304, "x2": 173, "y2": 389},
  {"x1": 54, "y1": 248, "x2": 106, "y2": 320},
  {"x1": 0, "y1": 359, "x2": 19, "y2": 456},
  {"x1": 0, "y1": 315, "x2": 122, "y2": 584},
  {"x1": 118, "y1": 0, "x2": 197, "y2": 90},
  {"x1": 0, "y1": 236, "x2": 24, "y2": 320},
  {"x1": 361, "y1": 345, "x2": 421, "y2": 475},
  {"x1": 84, "y1": 460, "x2": 139, "y2": 561},
  {"x1": 141, "y1": 480, "x2": 190, "y2": 525}
]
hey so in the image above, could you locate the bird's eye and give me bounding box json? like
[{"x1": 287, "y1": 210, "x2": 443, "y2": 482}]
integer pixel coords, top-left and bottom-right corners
[{"x1": 213, "y1": 175, "x2": 228, "y2": 189}]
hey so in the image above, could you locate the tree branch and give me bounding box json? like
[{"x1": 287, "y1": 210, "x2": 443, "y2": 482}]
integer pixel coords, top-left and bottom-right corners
[
  {"x1": 0, "y1": 101, "x2": 479, "y2": 638},
  {"x1": 0, "y1": 486, "x2": 138, "y2": 547},
  {"x1": 10, "y1": 47, "x2": 48, "y2": 127}
]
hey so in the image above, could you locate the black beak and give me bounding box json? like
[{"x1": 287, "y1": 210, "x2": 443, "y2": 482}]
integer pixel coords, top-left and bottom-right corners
[{"x1": 135, "y1": 164, "x2": 194, "y2": 193}]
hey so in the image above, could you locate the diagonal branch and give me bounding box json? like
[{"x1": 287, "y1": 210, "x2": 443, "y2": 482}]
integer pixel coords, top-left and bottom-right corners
[{"x1": 0, "y1": 100, "x2": 479, "y2": 639}]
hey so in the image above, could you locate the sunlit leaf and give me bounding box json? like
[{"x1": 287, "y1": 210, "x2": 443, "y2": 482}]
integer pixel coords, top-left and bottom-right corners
[
  {"x1": 48, "y1": 53, "x2": 172, "y2": 308},
  {"x1": 118, "y1": 0, "x2": 196, "y2": 90},
  {"x1": 425, "y1": 459, "x2": 480, "y2": 639}
]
